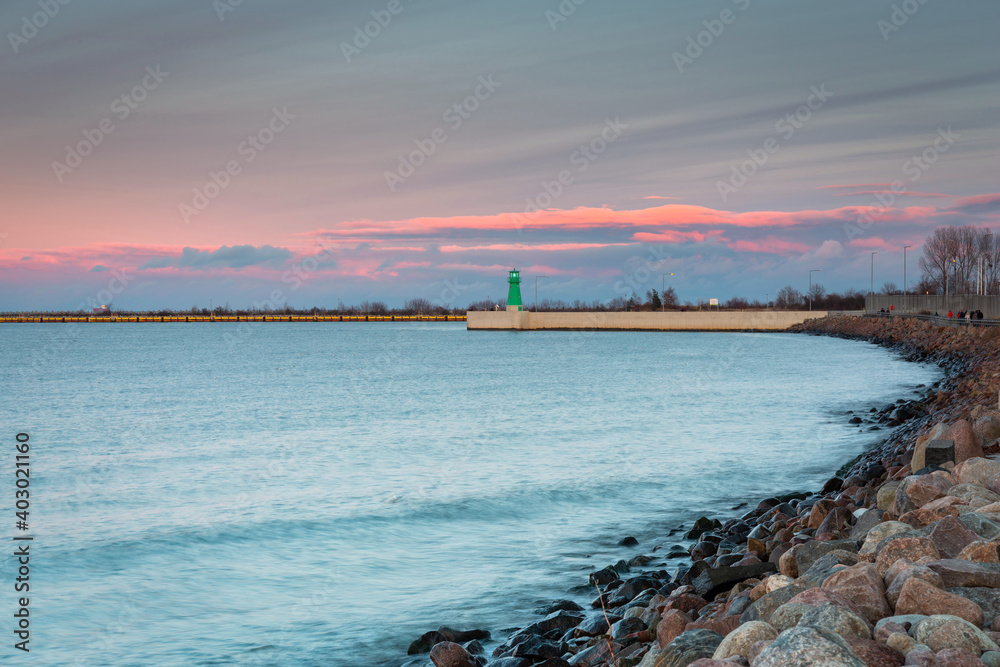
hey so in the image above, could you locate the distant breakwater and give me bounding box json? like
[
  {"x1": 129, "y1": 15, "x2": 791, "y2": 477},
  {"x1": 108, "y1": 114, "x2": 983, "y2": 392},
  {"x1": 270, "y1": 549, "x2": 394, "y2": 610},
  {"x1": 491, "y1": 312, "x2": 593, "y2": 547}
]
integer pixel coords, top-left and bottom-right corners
[
  {"x1": 0, "y1": 314, "x2": 464, "y2": 323},
  {"x1": 407, "y1": 315, "x2": 1000, "y2": 667}
]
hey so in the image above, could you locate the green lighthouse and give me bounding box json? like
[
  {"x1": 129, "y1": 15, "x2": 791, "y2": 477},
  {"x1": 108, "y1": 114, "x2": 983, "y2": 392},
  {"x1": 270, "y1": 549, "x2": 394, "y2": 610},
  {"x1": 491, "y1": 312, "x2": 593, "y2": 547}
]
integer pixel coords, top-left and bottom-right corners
[{"x1": 506, "y1": 268, "x2": 523, "y2": 311}]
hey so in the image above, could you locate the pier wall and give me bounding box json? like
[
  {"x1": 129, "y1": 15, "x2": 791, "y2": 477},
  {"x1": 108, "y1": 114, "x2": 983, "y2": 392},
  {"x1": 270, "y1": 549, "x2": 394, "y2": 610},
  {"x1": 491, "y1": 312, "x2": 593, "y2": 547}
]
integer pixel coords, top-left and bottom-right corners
[{"x1": 466, "y1": 310, "x2": 827, "y2": 331}]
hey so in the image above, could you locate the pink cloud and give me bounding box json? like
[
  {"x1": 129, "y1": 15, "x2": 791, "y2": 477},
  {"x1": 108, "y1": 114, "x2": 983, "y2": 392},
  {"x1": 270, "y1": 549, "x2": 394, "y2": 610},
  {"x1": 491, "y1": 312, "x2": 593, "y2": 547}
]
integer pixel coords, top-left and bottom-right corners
[
  {"x1": 439, "y1": 243, "x2": 632, "y2": 253},
  {"x1": 632, "y1": 230, "x2": 724, "y2": 243},
  {"x1": 726, "y1": 238, "x2": 811, "y2": 255},
  {"x1": 819, "y1": 183, "x2": 894, "y2": 190},
  {"x1": 835, "y1": 190, "x2": 953, "y2": 198}
]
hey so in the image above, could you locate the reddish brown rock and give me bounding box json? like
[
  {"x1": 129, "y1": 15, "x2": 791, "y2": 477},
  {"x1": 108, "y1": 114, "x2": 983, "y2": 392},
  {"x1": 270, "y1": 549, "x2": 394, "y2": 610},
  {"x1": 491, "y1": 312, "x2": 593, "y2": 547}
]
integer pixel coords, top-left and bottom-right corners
[
  {"x1": 959, "y1": 541, "x2": 1000, "y2": 563},
  {"x1": 898, "y1": 505, "x2": 962, "y2": 528},
  {"x1": 947, "y1": 420, "x2": 985, "y2": 465},
  {"x1": 842, "y1": 635, "x2": 905, "y2": 667},
  {"x1": 779, "y1": 548, "x2": 798, "y2": 578},
  {"x1": 906, "y1": 474, "x2": 956, "y2": 508},
  {"x1": 816, "y1": 507, "x2": 853, "y2": 541},
  {"x1": 927, "y1": 559, "x2": 1000, "y2": 588},
  {"x1": 929, "y1": 515, "x2": 981, "y2": 558},
  {"x1": 429, "y1": 642, "x2": 476, "y2": 667},
  {"x1": 809, "y1": 500, "x2": 838, "y2": 529},
  {"x1": 685, "y1": 615, "x2": 741, "y2": 638},
  {"x1": 657, "y1": 609, "x2": 692, "y2": 648},
  {"x1": 875, "y1": 537, "x2": 942, "y2": 576},
  {"x1": 894, "y1": 577, "x2": 985, "y2": 626},
  {"x1": 787, "y1": 588, "x2": 868, "y2": 619},
  {"x1": 933, "y1": 647, "x2": 988, "y2": 666},
  {"x1": 661, "y1": 594, "x2": 708, "y2": 615},
  {"x1": 885, "y1": 565, "x2": 945, "y2": 606},
  {"x1": 821, "y1": 563, "x2": 892, "y2": 624}
]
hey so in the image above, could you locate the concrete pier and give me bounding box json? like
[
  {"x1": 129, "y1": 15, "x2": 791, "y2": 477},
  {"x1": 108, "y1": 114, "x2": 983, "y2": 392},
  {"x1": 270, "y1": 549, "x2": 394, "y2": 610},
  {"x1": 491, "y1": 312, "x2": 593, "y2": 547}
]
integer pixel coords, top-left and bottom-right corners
[{"x1": 466, "y1": 310, "x2": 827, "y2": 331}]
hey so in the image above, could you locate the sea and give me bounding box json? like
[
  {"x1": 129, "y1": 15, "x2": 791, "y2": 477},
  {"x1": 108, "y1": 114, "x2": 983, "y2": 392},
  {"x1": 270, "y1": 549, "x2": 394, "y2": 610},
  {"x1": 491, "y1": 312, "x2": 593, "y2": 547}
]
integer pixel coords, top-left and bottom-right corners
[{"x1": 0, "y1": 323, "x2": 941, "y2": 666}]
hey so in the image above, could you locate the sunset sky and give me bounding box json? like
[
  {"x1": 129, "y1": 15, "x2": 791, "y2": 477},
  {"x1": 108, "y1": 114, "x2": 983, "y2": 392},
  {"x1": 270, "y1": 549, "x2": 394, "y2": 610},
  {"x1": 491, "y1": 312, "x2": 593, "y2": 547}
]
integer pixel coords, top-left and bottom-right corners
[{"x1": 2, "y1": 0, "x2": 999, "y2": 310}]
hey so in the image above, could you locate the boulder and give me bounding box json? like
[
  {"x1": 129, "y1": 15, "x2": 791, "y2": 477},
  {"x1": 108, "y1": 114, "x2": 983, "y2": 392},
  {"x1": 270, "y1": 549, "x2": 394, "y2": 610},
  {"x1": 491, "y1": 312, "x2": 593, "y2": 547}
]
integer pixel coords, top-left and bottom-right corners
[
  {"x1": 913, "y1": 615, "x2": 999, "y2": 653},
  {"x1": 797, "y1": 603, "x2": 872, "y2": 640},
  {"x1": 951, "y1": 484, "x2": 1000, "y2": 509},
  {"x1": 906, "y1": 474, "x2": 957, "y2": 508},
  {"x1": 895, "y1": 578, "x2": 985, "y2": 627},
  {"x1": 959, "y1": 541, "x2": 1000, "y2": 563},
  {"x1": 878, "y1": 482, "x2": 902, "y2": 512},
  {"x1": 429, "y1": 642, "x2": 476, "y2": 667},
  {"x1": 841, "y1": 635, "x2": 904, "y2": 666},
  {"x1": 851, "y1": 509, "x2": 887, "y2": 541},
  {"x1": 657, "y1": 609, "x2": 692, "y2": 648},
  {"x1": 930, "y1": 515, "x2": 982, "y2": 558},
  {"x1": 962, "y1": 515, "x2": 1000, "y2": 541},
  {"x1": 875, "y1": 537, "x2": 941, "y2": 576},
  {"x1": 913, "y1": 423, "x2": 951, "y2": 472},
  {"x1": 955, "y1": 458, "x2": 1000, "y2": 488},
  {"x1": 656, "y1": 629, "x2": 724, "y2": 667},
  {"x1": 753, "y1": 626, "x2": 866, "y2": 666},
  {"x1": 949, "y1": 588, "x2": 1000, "y2": 629},
  {"x1": 692, "y1": 562, "x2": 777, "y2": 599},
  {"x1": 770, "y1": 603, "x2": 813, "y2": 633},
  {"x1": 740, "y1": 585, "x2": 806, "y2": 624},
  {"x1": 946, "y1": 420, "x2": 984, "y2": 465},
  {"x1": 934, "y1": 647, "x2": 989, "y2": 666},
  {"x1": 794, "y1": 539, "x2": 860, "y2": 574},
  {"x1": 822, "y1": 563, "x2": 892, "y2": 624},
  {"x1": 927, "y1": 560, "x2": 1000, "y2": 588},
  {"x1": 711, "y1": 621, "x2": 778, "y2": 660},
  {"x1": 567, "y1": 640, "x2": 621, "y2": 666},
  {"x1": 860, "y1": 522, "x2": 914, "y2": 559},
  {"x1": 886, "y1": 565, "x2": 945, "y2": 606}
]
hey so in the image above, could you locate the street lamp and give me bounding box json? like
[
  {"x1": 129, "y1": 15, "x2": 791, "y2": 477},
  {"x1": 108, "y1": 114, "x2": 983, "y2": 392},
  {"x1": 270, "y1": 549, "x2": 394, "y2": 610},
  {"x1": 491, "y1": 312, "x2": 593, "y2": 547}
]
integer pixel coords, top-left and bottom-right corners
[
  {"x1": 661, "y1": 273, "x2": 674, "y2": 312},
  {"x1": 870, "y1": 252, "x2": 878, "y2": 308},
  {"x1": 904, "y1": 245, "x2": 912, "y2": 312},
  {"x1": 809, "y1": 269, "x2": 822, "y2": 311},
  {"x1": 534, "y1": 275, "x2": 549, "y2": 311}
]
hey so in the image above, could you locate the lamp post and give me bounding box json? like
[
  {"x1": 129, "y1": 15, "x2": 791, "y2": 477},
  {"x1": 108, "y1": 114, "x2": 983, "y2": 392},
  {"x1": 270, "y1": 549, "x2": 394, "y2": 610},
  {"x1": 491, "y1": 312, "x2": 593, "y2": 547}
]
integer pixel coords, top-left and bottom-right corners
[
  {"x1": 809, "y1": 269, "x2": 822, "y2": 311},
  {"x1": 534, "y1": 275, "x2": 549, "y2": 311},
  {"x1": 661, "y1": 273, "x2": 674, "y2": 312},
  {"x1": 870, "y1": 252, "x2": 878, "y2": 313},
  {"x1": 904, "y1": 245, "x2": 912, "y2": 312}
]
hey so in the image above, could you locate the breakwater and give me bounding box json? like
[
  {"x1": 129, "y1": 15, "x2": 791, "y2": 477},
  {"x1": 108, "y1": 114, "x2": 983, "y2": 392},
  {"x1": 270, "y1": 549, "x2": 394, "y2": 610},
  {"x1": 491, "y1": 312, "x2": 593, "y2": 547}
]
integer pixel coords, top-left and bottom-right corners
[
  {"x1": 411, "y1": 315, "x2": 1000, "y2": 667},
  {"x1": 0, "y1": 314, "x2": 463, "y2": 323},
  {"x1": 466, "y1": 310, "x2": 828, "y2": 331}
]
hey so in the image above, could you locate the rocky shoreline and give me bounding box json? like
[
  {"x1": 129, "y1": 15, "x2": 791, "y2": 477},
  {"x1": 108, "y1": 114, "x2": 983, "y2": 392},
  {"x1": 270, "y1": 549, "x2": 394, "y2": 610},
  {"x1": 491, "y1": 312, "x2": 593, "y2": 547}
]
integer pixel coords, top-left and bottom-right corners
[{"x1": 409, "y1": 316, "x2": 1000, "y2": 667}]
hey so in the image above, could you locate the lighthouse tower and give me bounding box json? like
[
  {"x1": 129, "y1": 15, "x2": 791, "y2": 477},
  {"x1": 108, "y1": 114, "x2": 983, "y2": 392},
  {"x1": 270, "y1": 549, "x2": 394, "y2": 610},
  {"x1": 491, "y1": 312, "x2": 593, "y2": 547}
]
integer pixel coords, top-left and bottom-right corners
[{"x1": 506, "y1": 268, "x2": 523, "y2": 311}]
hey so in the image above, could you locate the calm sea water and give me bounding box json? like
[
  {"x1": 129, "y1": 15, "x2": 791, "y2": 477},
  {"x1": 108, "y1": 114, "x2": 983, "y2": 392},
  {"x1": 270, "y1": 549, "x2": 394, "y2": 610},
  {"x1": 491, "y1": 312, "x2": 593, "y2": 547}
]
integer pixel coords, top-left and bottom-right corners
[{"x1": 0, "y1": 324, "x2": 940, "y2": 666}]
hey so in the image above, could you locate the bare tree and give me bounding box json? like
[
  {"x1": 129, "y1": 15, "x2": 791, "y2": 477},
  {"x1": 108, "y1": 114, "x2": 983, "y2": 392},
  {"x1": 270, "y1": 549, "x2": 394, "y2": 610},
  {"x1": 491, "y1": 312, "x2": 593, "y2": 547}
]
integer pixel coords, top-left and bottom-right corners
[
  {"x1": 880, "y1": 281, "x2": 898, "y2": 295},
  {"x1": 808, "y1": 283, "x2": 826, "y2": 303},
  {"x1": 775, "y1": 285, "x2": 803, "y2": 309},
  {"x1": 920, "y1": 225, "x2": 998, "y2": 294}
]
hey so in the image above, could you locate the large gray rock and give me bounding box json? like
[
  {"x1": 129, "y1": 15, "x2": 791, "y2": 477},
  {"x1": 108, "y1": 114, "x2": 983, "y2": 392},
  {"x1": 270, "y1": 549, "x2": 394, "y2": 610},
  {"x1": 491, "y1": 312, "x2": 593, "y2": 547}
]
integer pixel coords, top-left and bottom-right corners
[
  {"x1": 912, "y1": 614, "x2": 1000, "y2": 653},
  {"x1": 692, "y1": 562, "x2": 776, "y2": 598},
  {"x1": 948, "y1": 587, "x2": 1000, "y2": 628},
  {"x1": 927, "y1": 559, "x2": 1000, "y2": 588},
  {"x1": 797, "y1": 603, "x2": 872, "y2": 640},
  {"x1": 850, "y1": 509, "x2": 886, "y2": 540},
  {"x1": 753, "y1": 626, "x2": 866, "y2": 666},
  {"x1": 654, "y1": 629, "x2": 724, "y2": 667},
  {"x1": 962, "y1": 514, "x2": 1000, "y2": 540},
  {"x1": 712, "y1": 620, "x2": 778, "y2": 660},
  {"x1": 794, "y1": 540, "x2": 859, "y2": 575},
  {"x1": 740, "y1": 585, "x2": 806, "y2": 624}
]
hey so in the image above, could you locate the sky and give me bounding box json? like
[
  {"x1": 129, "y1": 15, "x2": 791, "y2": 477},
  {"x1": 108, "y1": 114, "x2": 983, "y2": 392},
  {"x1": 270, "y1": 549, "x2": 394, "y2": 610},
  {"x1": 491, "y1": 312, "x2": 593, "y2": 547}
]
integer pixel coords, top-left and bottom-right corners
[{"x1": 1, "y1": 0, "x2": 999, "y2": 310}]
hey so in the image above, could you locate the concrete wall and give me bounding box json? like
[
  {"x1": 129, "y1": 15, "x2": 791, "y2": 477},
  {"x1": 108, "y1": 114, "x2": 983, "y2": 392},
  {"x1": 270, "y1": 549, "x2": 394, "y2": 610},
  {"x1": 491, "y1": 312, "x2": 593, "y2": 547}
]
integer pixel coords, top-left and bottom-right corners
[
  {"x1": 466, "y1": 310, "x2": 828, "y2": 331},
  {"x1": 865, "y1": 294, "x2": 1000, "y2": 318}
]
